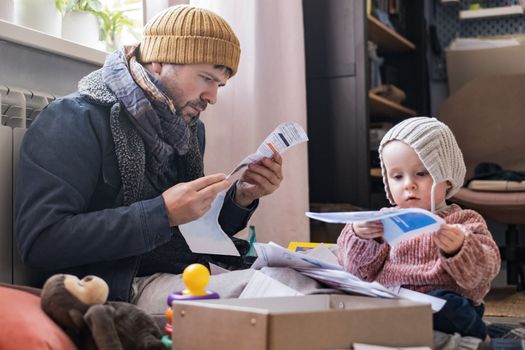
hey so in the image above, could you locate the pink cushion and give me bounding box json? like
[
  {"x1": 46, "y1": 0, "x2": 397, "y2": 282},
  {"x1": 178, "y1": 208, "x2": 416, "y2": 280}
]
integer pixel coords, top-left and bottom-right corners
[{"x1": 0, "y1": 286, "x2": 77, "y2": 350}]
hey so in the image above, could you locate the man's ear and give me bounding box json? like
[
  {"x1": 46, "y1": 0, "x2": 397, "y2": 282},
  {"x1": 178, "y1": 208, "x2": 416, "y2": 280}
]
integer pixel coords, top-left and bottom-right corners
[{"x1": 151, "y1": 62, "x2": 162, "y2": 75}]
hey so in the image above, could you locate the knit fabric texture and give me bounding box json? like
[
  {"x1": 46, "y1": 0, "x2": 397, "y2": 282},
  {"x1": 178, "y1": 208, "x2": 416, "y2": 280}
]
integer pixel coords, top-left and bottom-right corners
[
  {"x1": 379, "y1": 117, "x2": 466, "y2": 210},
  {"x1": 336, "y1": 204, "x2": 501, "y2": 304},
  {"x1": 78, "y1": 68, "x2": 203, "y2": 205},
  {"x1": 139, "y1": 5, "x2": 241, "y2": 76}
]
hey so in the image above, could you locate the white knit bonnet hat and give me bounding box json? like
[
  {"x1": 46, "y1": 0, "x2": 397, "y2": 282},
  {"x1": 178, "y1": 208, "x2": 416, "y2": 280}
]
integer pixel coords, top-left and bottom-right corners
[{"x1": 378, "y1": 116, "x2": 466, "y2": 212}]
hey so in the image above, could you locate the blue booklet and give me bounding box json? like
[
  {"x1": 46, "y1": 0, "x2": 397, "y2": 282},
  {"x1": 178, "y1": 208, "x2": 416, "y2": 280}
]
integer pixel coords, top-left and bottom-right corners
[{"x1": 305, "y1": 208, "x2": 445, "y2": 247}]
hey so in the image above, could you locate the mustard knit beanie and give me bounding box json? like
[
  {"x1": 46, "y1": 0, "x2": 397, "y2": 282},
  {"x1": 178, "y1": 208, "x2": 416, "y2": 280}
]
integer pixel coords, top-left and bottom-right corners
[
  {"x1": 139, "y1": 5, "x2": 241, "y2": 76},
  {"x1": 378, "y1": 117, "x2": 466, "y2": 210}
]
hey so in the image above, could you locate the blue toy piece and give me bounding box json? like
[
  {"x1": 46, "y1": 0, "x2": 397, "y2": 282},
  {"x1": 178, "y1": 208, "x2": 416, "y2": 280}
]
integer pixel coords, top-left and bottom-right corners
[{"x1": 161, "y1": 335, "x2": 172, "y2": 349}]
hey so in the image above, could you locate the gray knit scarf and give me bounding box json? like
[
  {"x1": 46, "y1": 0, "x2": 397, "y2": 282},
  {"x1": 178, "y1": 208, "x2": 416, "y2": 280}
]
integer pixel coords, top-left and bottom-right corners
[
  {"x1": 79, "y1": 47, "x2": 203, "y2": 204},
  {"x1": 102, "y1": 46, "x2": 191, "y2": 158}
]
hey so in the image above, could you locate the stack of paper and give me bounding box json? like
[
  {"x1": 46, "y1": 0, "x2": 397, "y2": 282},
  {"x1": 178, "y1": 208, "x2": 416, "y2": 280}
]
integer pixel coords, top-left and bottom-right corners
[
  {"x1": 252, "y1": 242, "x2": 446, "y2": 312},
  {"x1": 298, "y1": 268, "x2": 396, "y2": 298},
  {"x1": 251, "y1": 241, "x2": 343, "y2": 271}
]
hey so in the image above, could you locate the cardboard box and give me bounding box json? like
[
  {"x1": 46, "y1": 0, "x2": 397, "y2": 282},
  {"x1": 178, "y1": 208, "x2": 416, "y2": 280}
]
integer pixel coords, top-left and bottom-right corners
[
  {"x1": 446, "y1": 44, "x2": 525, "y2": 95},
  {"x1": 171, "y1": 295, "x2": 433, "y2": 350}
]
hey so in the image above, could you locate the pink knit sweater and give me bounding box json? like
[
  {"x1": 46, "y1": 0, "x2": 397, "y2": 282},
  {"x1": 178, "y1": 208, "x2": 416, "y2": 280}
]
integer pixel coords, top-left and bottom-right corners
[{"x1": 336, "y1": 204, "x2": 500, "y2": 304}]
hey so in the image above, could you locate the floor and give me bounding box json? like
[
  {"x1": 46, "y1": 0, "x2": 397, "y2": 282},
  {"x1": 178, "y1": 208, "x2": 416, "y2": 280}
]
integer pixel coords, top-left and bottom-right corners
[{"x1": 484, "y1": 264, "x2": 525, "y2": 324}]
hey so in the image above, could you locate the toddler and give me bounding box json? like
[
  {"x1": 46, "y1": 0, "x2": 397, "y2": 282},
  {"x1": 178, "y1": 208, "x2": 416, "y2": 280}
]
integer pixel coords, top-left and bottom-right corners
[{"x1": 337, "y1": 117, "x2": 500, "y2": 339}]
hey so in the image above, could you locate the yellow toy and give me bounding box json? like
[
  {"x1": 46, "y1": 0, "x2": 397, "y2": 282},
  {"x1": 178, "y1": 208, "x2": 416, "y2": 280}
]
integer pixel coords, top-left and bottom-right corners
[
  {"x1": 182, "y1": 263, "x2": 210, "y2": 296},
  {"x1": 162, "y1": 264, "x2": 220, "y2": 349}
]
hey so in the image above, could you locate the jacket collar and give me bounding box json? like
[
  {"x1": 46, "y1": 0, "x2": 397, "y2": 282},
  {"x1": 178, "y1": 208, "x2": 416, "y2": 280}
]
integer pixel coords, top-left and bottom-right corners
[{"x1": 78, "y1": 69, "x2": 118, "y2": 106}]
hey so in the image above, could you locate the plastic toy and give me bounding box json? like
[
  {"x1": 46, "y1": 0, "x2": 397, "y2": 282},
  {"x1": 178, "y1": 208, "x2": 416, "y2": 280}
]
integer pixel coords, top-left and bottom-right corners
[{"x1": 162, "y1": 263, "x2": 220, "y2": 348}]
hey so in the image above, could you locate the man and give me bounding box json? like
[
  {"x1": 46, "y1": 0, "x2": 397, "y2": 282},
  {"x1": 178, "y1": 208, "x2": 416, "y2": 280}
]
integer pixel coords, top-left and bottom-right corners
[{"x1": 14, "y1": 5, "x2": 282, "y2": 303}]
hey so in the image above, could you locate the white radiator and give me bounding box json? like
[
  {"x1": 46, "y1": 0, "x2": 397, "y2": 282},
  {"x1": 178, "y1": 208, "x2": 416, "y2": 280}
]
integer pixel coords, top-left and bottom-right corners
[{"x1": 0, "y1": 85, "x2": 55, "y2": 284}]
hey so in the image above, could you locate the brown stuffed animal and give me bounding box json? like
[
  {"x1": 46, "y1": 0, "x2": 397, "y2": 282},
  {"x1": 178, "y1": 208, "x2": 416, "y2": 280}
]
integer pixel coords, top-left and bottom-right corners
[{"x1": 41, "y1": 274, "x2": 165, "y2": 350}]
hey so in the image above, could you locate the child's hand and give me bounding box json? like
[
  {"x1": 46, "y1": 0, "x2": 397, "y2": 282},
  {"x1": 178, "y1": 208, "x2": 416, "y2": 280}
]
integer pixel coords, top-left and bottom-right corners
[
  {"x1": 353, "y1": 220, "x2": 384, "y2": 240},
  {"x1": 432, "y1": 224, "x2": 465, "y2": 255}
]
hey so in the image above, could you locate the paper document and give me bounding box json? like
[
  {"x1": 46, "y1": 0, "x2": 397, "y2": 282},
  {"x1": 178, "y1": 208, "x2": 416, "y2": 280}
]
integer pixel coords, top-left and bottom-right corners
[
  {"x1": 252, "y1": 242, "x2": 445, "y2": 312},
  {"x1": 393, "y1": 287, "x2": 446, "y2": 315},
  {"x1": 179, "y1": 121, "x2": 307, "y2": 256},
  {"x1": 305, "y1": 208, "x2": 445, "y2": 247},
  {"x1": 302, "y1": 244, "x2": 340, "y2": 266},
  {"x1": 239, "y1": 270, "x2": 303, "y2": 298},
  {"x1": 179, "y1": 191, "x2": 240, "y2": 256},
  {"x1": 252, "y1": 241, "x2": 343, "y2": 271},
  {"x1": 227, "y1": 121, "x2": 308, "y2": 178},
  {"x1": 251, "y1": 242, "x2": 396, "y2": 298},
  {"x1": 299, "y1": 267, "x2": 398, "y2": 299}
]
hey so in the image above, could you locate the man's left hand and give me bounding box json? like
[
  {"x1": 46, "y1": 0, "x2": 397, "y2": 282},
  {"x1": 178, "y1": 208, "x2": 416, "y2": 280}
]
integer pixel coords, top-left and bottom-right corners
[{"x1": 234, "y1": 153, "x2": 283, "y2": 207}]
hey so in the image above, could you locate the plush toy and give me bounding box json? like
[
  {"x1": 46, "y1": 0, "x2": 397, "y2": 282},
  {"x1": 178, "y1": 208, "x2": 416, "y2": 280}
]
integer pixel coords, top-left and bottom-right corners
[{"x1": 41, "y1": 274, "x2": 165, "y2": 350}]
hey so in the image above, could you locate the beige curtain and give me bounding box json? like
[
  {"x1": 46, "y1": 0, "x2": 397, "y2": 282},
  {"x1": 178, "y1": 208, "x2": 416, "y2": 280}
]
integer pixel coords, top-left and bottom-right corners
[
  {"x1": 147, "y1": 0, "x2": 310, "y2": 246},
  {"x1": 143, "y1": 0, "x2": 188, "y2": 22}
]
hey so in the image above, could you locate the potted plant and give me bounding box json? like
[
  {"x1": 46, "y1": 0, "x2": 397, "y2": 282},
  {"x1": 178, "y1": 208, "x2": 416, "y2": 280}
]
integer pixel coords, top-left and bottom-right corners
[
  {"x1": 14, "y1": 0, "x2": 61, "y2": 36},
  {"x1": 57, "y1": 0, "x2": 102, "y2": 48},
  {"x1": 93, "y1": 6, "x2": 140, "y2": 52},
  {"x1": 55, "y1": 0, "x2": 101, "y2": 15}
]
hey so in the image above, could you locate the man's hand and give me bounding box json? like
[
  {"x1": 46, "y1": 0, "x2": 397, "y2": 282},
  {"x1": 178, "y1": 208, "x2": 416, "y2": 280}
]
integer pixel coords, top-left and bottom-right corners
[
  {"x1": 432, "y1": 223, "x2": 465, "y2": 255},
  {"x1": 234, "y1": 153, "x2": 283, "y2": 207},
  {"x1": 162, "y1": 173, "x2": 230, "y2": 226},
  {"x1": 353, "y1": 220, "x2": 384, "y2": 240}
]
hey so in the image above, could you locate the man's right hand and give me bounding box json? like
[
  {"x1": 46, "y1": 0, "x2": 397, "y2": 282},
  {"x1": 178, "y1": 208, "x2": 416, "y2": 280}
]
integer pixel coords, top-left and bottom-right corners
[{"x1": 162, "y1": 173, "x2": 230, "y2": 227}]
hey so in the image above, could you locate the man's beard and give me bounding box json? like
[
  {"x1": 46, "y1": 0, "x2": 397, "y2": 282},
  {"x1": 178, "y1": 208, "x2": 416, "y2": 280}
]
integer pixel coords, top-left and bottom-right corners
[{"x1": 176, "y1": 99, "x2": 208, "y2": 123}]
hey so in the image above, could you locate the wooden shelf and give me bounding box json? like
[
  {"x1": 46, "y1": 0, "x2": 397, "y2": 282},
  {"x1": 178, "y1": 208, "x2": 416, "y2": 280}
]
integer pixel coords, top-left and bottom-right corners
[
  {"x1": 368, "y1": 92, "x2": 416, "y2": 119},
  {"x1": 460, "y1": 5, "x2": 524, "y2": 20},
  {"x1": 367, "y1": 15, "x2": 415, "y2": 53}
]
